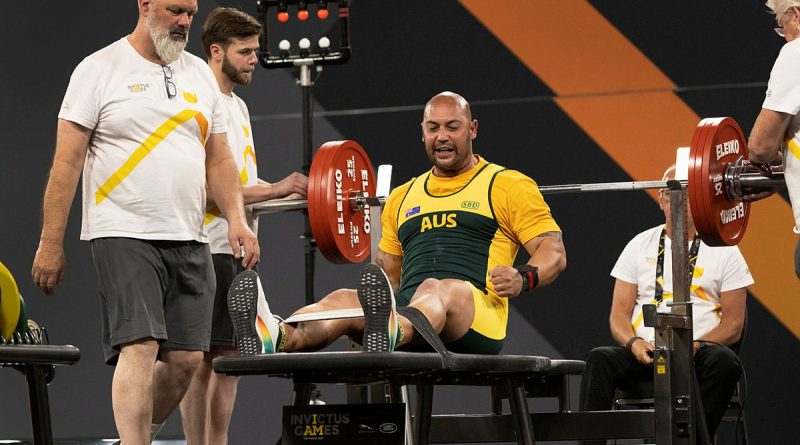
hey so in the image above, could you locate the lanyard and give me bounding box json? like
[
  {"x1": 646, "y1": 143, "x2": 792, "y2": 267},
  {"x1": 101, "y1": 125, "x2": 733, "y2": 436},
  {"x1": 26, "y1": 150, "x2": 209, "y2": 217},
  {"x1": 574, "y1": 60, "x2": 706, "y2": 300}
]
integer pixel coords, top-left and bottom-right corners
[{"x1": 654, "y1": 227, "x2": 701, "y2": 303}]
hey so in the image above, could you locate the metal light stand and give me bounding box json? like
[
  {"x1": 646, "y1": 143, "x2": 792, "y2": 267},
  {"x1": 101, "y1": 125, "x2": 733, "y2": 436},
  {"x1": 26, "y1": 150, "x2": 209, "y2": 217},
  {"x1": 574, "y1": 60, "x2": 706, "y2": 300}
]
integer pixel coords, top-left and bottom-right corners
[
  {"x1": 256, "y1": 0, "x2": 351, "y2": 305},
  {"x1": 299, "y1": 60, "x2": 316, "y2": 305},
  {"x1": 643, "y1": 180, "x2": 710, "y2": 444}
]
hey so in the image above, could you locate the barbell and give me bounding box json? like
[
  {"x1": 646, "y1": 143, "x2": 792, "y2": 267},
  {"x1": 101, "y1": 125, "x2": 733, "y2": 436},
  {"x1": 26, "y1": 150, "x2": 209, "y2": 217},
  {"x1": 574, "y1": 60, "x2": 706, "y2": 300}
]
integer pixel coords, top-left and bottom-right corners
[{"x1": 252, "y1": 117, "x2": 786, "y2": 264}]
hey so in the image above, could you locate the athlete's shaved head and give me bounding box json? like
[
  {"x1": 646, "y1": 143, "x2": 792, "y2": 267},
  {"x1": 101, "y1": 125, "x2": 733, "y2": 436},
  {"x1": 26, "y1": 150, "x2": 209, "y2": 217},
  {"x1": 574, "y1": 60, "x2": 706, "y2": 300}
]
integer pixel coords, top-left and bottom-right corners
[{"x1": 423, "y1": 91, "x2": 472, "y2": 122}]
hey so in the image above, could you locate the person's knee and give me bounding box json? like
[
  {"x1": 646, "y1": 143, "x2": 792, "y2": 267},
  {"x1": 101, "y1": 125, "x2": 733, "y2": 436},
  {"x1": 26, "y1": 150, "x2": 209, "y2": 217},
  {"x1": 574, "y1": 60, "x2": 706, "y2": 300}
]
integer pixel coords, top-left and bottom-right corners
[
  {"x1": 410, "y1": 279, "x2": 447, "y2": 305},
  {"x1": 329, "y1": 288, "x2": 357, "y2": 299},
  {"x1": 417, "y1": 278, "x2": 444, "y2": 294},
  {"x1": 584, "y1": 346, "x2": 618, "y2": 368},
  {"x1": 119, "y1": 338, "x2": 160, "y2": 360},
  {"x1": 162, "y1": 350, "x2": 205, "y2": 378},
  {"x1": 699, "y1": 346, "x2": 741, "y2": 382},
  {"x1": 316, "y1": 288, "x2": 358, "y2": 307}
]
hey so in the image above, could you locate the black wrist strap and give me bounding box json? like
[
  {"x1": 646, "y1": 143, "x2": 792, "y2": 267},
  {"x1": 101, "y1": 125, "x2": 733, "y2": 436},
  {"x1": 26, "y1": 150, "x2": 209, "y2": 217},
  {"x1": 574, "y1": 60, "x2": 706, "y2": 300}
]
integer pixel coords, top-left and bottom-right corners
[
  {"x1": 625, "y1": 336, "x2": 643, "y2": 350},
  {"x1": 515, "y1": 265, "x2": 539, "y2": 293}
]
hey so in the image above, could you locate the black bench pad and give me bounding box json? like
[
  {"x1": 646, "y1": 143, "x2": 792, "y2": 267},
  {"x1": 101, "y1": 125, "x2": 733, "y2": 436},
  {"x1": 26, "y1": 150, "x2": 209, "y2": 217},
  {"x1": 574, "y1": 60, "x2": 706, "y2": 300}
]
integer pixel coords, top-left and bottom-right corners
[{"x1": 213, "y1": 351, "x2": 566, "y2": 384}]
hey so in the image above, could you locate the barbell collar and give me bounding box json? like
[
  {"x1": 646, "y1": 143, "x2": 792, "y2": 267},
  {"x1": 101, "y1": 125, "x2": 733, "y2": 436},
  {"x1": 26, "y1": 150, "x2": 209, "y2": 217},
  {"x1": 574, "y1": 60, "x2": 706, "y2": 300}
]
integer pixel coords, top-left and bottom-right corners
[{"x1": 735, "y1": 171, "x2": 785, "y2": 189}]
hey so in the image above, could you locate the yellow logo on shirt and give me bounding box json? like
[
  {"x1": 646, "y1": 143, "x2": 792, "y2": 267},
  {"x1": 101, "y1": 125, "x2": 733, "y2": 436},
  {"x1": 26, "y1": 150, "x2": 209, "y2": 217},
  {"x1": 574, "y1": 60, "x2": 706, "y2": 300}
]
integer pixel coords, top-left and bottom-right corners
[
  {"x1": 183, "y1": 91, "x2": 198, "y2": 103},
  {"x1": 243, "y1": 125, "x2": 250, "y2": 138},
  {"x1": 420, "y1": 214, "x2": 457, "y2": 233},
  {"x1": 127, "y1": 83, "x2": 150, "y2": 93}
]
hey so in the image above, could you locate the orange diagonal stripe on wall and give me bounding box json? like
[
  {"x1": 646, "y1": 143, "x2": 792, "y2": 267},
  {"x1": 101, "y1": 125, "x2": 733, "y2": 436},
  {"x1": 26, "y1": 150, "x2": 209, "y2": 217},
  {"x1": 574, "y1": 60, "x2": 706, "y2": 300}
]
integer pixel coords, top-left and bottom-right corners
[{"x1": 460, "y1": 0, "x2": 800, "y2": 338}]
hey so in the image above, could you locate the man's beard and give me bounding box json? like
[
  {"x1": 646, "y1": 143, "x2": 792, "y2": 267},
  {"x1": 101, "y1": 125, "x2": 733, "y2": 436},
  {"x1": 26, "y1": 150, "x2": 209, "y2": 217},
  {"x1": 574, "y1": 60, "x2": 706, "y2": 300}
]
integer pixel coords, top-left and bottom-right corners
[
  {"x1": 146, "y1": 13, "x2": 188, "y2": 64},
  {"x1": 222, "y1": 54, "x2": 253, "y2": 86}
]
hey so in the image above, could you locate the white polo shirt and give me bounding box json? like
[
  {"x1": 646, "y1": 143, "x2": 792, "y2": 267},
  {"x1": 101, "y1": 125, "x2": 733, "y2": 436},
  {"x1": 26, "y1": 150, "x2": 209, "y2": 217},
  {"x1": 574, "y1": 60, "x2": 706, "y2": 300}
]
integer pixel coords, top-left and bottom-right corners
[
  {"x1": 59, "y1": 37, "x2": 226, "y2": 242},
  {"x1": 763, "y1": 38, "x2": 800, "y2": 233},
  {"x1": 611, "y1": 225, "x2": 754, "y2": 342}
]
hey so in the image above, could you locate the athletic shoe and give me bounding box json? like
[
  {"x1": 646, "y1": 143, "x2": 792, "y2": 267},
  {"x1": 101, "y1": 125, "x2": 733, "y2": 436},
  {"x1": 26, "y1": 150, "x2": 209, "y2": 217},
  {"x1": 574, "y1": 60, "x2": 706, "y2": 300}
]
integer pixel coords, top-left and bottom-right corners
[
  {"x1": 357, "y1": 264, "x2": 399, "y2": 352},
  {"x1": 227, "y1": 270, "x2": 283, "y2": 355}
]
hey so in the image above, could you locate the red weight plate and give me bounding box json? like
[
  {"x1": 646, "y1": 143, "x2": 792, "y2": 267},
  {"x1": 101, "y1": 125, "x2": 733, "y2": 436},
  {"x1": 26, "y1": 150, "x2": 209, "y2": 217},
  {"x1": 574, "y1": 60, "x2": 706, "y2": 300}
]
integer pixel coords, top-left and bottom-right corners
[
  {"x1": 688, "y1": 117, "x2": 749, "y2": 246},
  {"x1": 689, "y1": 118, "x2": 740, "y2": 245},
  {"x1": 313, "y1": 141, "x2": 376, "y2": 263},
  {"x1": 705, "y1": 118, "x2": 750, "y2": 245},
  {"x1": 688, "y1": 119, "x2": 715, "y2": 238},
  {"x1": 308, "y1": 141, "x2": 338, "y2": 260},
  {"x1": 308, "y1": 140, "x2": 376, "y2": 263}
]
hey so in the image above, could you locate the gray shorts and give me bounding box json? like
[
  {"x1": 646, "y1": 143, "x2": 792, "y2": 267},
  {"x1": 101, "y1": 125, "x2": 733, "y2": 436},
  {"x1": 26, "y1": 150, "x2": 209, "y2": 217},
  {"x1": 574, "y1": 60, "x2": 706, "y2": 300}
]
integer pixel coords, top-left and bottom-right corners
[
  {"x1": 91, "y1": 238, "x2": 215, "y2": 365},
  {"x1": 210, "y1": 254, "x2": 243, "y2": 347}
]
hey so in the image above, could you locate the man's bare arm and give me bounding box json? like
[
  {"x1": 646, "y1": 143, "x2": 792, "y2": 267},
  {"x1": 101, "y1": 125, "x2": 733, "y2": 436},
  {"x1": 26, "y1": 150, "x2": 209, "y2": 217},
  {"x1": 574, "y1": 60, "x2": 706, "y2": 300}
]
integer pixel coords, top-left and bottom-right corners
[
  {"x1": 523, "y1": 231, "x2": 567, "y2": 288},
  {"x1": 693, "y1": 287, "x2": 746, "y2": 349},
  {"x1": 609, "y1": 279, "x2": 654, "y2": 365},
  {"x1": 748, "y1": 108, "x2": 792, "y2": 164},
  {"x1": 205, "y1": 133, "x2": 259, "y2": 268},
  {"x1": 489, "y1": 231, "x2": 567, "y2": 297},
  {"x1": 32, "y1": 119, "x2": 91, "y2": 294}
]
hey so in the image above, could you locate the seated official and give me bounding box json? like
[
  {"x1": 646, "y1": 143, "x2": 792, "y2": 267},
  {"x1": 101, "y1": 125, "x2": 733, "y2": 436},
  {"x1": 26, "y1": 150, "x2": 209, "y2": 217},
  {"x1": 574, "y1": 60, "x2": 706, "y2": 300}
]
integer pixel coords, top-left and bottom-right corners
[{"x1": 579, "y1": 165, "x2": 753, "y2": 441}]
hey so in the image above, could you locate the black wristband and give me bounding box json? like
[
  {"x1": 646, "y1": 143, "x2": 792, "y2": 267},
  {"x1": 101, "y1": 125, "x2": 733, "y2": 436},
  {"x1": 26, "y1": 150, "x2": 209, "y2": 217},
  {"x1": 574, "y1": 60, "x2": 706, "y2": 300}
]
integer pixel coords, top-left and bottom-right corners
[
  {"x1": 515, "y1": 265, "x2": 539, "y2": 293},
  {"x1": 625, "y1": 336, "x2": 643, "y2": 350}
]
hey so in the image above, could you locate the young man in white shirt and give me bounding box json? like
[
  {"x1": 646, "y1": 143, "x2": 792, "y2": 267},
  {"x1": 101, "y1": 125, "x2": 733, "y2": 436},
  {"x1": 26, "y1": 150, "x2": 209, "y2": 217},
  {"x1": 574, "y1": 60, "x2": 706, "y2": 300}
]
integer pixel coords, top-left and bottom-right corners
[
  {"x1": 31, "y1": 1, "x2": 259, "y2": 444},
  {"x1": 579, "y1": 165, "x2": 753, "y2": 442},
  {"x1": 178, "y1": 8, "x2": 307, "y2": 445}
]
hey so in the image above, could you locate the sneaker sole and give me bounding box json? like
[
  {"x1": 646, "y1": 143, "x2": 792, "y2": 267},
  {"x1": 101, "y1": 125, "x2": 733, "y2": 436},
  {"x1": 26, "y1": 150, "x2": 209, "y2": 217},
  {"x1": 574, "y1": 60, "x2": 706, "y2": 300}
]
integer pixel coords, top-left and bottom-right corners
[
  {"x1": 358, "y1": 264, "x2": 393, "y2": 352},
  {"x1": 227, "y1": 270, "x2": 262, "y2": 355}
]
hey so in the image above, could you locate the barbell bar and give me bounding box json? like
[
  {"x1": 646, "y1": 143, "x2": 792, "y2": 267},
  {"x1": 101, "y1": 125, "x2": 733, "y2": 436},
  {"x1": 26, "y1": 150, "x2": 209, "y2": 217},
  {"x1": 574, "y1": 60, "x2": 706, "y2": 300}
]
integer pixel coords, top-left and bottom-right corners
[
  {"x1": 250, "y1": 117, "x2": 786, "y2": 263},
  {"x1": 254, "y1": 169, "x2": 784, "y2": 212}
]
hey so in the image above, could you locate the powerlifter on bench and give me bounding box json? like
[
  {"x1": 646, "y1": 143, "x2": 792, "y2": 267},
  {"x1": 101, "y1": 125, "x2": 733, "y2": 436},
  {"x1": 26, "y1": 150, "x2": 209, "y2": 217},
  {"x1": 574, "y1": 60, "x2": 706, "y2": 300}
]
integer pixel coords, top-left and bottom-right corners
[{"x1": 214, "y1": 118, "x2": 783, "y2": 444}]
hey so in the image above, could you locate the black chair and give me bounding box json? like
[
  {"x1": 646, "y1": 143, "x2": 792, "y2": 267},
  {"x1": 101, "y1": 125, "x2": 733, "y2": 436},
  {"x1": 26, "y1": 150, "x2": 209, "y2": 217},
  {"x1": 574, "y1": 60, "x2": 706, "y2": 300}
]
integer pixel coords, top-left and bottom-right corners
[
  {"x1": 613, "y1": 325, "x2": 748, "y2": 445},
  {"x1": 613, "y1": 377, "x2": 747, "y2": 444}
]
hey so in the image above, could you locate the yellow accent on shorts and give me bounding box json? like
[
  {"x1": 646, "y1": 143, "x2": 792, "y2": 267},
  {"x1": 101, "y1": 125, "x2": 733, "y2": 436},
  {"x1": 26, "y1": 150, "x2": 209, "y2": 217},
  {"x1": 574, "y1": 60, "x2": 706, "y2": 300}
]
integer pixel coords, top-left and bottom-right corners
[
  {"x1": 95, "y1": 110, "x2": 207, "y2": 204},
  {"x1": 467, "y1": 281, "x2": 507, "y2": 340}
]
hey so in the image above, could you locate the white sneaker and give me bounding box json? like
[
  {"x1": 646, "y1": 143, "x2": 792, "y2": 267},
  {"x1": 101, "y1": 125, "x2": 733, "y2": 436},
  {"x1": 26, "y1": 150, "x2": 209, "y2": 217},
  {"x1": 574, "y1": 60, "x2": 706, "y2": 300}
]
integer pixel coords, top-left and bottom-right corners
[
  {"x1": 357, "y1": 264, "x2": 399, "y2": 352},
  {"x1": 227, "y1": 270, "x2": 283, "y2": 355}
]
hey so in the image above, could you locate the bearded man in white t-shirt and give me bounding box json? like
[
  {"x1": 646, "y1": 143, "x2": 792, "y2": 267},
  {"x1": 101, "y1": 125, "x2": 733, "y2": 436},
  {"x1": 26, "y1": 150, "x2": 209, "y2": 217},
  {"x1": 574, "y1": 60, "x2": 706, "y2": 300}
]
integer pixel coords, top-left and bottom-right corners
[
  {"x1": 579, "y1": 165, "x2": 753, "y2": 442},
  {"x1": 177, "y1": 8, "x2": 308, "y2": 445},
  {"x1": 30, "y1": 1, "x2": 260, "y2": 444}
]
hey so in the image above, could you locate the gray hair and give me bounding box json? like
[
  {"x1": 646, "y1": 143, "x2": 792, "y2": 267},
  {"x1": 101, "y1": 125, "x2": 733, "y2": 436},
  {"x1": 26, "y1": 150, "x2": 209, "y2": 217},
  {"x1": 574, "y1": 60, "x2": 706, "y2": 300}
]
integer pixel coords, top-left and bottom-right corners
[
  {"x1": 662, "y1": 165, "x2": 676, "y2": 182},
  {"x1": 766, "y1": 0, "x2": 800, "y2": 15}
]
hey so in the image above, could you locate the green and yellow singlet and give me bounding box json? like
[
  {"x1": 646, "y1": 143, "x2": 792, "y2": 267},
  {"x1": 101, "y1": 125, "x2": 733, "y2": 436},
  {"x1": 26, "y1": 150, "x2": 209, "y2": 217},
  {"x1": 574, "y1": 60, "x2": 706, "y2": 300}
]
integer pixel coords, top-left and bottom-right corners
[{"x1": 379, "y1": 156, "x2": 560, "y2": 344}]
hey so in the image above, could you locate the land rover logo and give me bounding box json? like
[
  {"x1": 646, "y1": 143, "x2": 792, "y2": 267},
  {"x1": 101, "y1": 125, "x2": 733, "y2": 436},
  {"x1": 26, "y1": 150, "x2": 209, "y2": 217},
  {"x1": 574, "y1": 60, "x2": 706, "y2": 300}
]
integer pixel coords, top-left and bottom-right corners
[{"x1": 379, "y1": 423, "x2": 398, "y2": 434}]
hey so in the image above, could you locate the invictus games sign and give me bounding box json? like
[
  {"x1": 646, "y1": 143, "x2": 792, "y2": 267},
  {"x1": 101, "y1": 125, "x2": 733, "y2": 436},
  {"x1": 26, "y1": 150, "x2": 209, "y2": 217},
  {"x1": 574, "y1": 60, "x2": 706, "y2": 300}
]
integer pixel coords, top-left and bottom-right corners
[{"x1": 282, "y1": 403, "x2": 405, "y2": 444}]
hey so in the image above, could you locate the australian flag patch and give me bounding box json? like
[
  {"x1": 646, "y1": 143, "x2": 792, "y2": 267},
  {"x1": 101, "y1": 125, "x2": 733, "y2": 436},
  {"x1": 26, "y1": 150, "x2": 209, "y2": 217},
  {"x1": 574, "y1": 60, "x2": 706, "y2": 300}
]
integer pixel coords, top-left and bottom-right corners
[{"x1": 404, "y1": 206, "x2": 421, "y2": 218}]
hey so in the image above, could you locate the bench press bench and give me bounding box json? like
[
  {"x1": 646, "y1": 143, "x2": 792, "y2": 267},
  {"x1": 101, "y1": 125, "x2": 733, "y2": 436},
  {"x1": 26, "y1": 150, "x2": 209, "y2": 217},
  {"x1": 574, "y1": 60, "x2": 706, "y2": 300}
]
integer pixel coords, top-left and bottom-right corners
[{"x1": 214, "y1": 351, "x2": 654, "y2": 444}]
